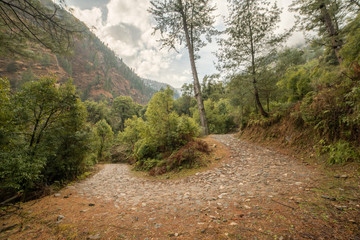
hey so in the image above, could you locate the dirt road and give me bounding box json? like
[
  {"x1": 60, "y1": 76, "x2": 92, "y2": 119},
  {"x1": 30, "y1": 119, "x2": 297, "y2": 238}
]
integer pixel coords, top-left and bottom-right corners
[{"x1": 1, "y1": 134, "x2": 359, "y2": 239}]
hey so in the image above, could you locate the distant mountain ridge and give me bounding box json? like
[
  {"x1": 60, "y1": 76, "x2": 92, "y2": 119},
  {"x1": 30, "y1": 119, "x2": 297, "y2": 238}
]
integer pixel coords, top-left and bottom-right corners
[
  {"x1": 142, "y1": 78, "x2": 180, "y2": 99},
  {"x1": 0, "y1": 0, "x2": 157, "y2": 104}
]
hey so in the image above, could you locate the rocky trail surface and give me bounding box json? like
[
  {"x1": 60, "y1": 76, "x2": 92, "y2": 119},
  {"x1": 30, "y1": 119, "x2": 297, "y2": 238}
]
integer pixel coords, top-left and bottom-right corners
[{"x1": 1, "y1": 134, "x2": 359, "y2": 239}]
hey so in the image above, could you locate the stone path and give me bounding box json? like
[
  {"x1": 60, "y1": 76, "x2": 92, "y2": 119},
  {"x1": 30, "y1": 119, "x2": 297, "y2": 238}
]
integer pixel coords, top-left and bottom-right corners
[
  {"x1": 2, "y1": 134, "x2": 359, "y2": 239},
  {"x1": 73, "y1": 134, "x2": 313, "y2": 210}
]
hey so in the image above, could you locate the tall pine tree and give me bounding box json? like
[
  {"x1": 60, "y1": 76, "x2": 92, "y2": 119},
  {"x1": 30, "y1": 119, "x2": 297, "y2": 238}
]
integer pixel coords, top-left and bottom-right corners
[
  {"x1": 149, "y1": 0, "x2": 217, "y2": 135},
  {"x1": 218, "y1": 0, "x2": 290, "y2": 117}
]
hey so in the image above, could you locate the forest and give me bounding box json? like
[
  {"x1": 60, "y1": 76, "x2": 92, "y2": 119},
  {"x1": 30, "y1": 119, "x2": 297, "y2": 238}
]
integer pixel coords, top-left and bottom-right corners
[{"x1": 0, "y1": 0, "x2": 359, "y2": 203}]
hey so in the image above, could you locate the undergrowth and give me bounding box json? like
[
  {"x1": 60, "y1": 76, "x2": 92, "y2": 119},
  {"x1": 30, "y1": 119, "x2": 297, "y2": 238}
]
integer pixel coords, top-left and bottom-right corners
[{"x1": 135, "y1": 140, "x2": 211, "y2": 176}]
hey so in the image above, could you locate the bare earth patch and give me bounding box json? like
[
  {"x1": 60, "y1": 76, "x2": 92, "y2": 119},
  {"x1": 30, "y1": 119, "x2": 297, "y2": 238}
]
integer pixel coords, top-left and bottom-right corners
[{"x1": 1, "y1": 134, "x2": 359, "y2": 239}]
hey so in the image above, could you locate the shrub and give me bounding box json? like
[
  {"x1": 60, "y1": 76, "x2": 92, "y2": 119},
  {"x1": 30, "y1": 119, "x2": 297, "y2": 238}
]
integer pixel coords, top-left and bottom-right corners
[
  {"x1": 167, "y1": 140, "x2": 210, "y2": 171},
  {"x1": 176, "y1": 115, "x2": 199, "y2": 144},
  {"x1": 322, "y1": 140, "x2": 359, "y2": 164},
  {"x1": 117, "y1": 88, "x2": 200, "y2": 173},
  {"x1": 133, "y1": 138, "x2": 158, "y2": 162},
  {"x1": 192, "y1": 98, "x2": 236, "y2": 134}
]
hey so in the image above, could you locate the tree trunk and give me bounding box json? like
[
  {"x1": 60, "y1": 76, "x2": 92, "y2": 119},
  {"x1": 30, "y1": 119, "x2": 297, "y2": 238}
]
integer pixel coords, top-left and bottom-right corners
[
  {"x1": 248, "y1": 20, "x2": 268, "y2": 118},
  {"x1": 177, "y1": 0, "x2": 209, "y2": 135},
  {"x1": 247, "y1": 11, "x2": 268, "y2": 118},
  {"x1": 253, "y1": 82, "x2": 268, "y2": 117},
  {"x1": 319, "y1": 2, "x2": 343, "y2": 64}
]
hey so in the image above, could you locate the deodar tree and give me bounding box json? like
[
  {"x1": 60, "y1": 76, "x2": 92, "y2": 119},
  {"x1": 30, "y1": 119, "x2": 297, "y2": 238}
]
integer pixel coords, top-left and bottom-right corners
[
  {"x1": 290, "y1": 0, "x2": 353, "y2": 65},
  {"x1": 149, "y1": 0, "x2": 217, "y2": 135},
  {"x1": 218, "y1": 0, "x2": 290, "y2": 118}
]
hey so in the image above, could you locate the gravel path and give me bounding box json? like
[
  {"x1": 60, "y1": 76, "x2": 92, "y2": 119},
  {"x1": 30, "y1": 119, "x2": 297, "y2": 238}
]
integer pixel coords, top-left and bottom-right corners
[
  {"x1": 71, "y1": 134, "x2": 314, "y2": 215},
  {"x1": 3, "y1": 134, "x2": 359, "y2": 239}
]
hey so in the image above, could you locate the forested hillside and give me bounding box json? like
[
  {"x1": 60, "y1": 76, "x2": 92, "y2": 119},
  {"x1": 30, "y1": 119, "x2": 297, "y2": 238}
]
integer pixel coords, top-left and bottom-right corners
[{"x1": 0, "y1": 0, "x2": 158, "y2": 104}]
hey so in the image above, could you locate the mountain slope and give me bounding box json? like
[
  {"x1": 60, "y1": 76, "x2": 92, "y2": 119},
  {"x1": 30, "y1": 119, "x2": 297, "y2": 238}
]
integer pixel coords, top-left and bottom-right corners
[
  {"x1": 0, "y1": 1, "x2": 155, "y2": 104},
  {"x1": 142, "y1": 78, "x2": 181, "y2": 99}
]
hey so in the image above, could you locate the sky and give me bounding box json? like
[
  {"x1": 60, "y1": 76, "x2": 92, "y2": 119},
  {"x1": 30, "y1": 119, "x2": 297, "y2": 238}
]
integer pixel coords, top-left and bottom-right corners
[{"x1": 66, "y1": 0, "x2": 305, "y2": 89}]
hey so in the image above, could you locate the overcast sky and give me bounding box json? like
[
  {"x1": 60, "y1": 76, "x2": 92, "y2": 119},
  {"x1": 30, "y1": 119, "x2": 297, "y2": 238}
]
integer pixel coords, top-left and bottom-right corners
[{"x1": 67, "y1": 0, "x2": 304, "y2": 88}]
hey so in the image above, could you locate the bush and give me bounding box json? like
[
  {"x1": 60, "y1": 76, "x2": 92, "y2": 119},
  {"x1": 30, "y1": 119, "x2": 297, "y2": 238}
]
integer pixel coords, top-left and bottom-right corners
[
  {"x1": 95, "y1": 119, "x2": 114, "y2": 161},
  {"x1": 136, "y1": 158, "x2": 163, "y2": 171},
  {"x1": 118, "y1": 88, "x2": 200, "y2": 172},
  {"x1": 176, "y1": 115, "x2": 199, "y2": 144},
  {"x1": 148, "y1": 140, "x2": 211, "y2": 176},
  {"x1": 322, "y1": 140, "x2": 359, "y2": 164},
  {"x1": 192, "y1": 98, "x2": 236, "y2": 134},
  {"x1": 133, "y1": 138, "x2": 158, "y2": 162},
  {"x1": 0, "y1": 77, "x2": 95, "y2": 199}
]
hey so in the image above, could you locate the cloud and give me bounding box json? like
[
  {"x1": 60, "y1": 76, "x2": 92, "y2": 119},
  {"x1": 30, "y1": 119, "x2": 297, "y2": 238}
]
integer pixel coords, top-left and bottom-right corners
[
  {"x1": 105, "y1": 23, "x2": 142, "y2": 46},
  {"x1": 71, "y1": 6, "x2": 103, "y2": 29},
  {"x1": 69, "y1": 0, "x2": 305, "y2": 89},
  {"x1": 70, "y1": 0, "x2": 185, "y2": 87}
]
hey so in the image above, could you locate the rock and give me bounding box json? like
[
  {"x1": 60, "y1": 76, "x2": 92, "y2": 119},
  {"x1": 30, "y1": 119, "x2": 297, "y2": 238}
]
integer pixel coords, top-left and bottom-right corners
[
  {"x1": 335, "y1": 205, "x2": 347, "y2": 210},
  {"x1": 142, "y1": 203, "x2": 147, "y2": 207},
  {"x1": 89, "y1": 203, "x2": 95, "y2": 206},
  {"x1": 321, "y1": 195, "x2": 336, "y2": 201},
  {"x1": 243, "y1": 205, "x2": 251, "y2": 210},
  {"x1": 295, "y1": 182, "x2": 302, "y2": 186},
  {"x1": 154, "y1": 223, "x2": 162, "y2": 229},
  {"x1": 64, "y1": 195, "x2": 69, "y2": 198},
  {"x1": 80, "y1": 209, "x2": 88, "y2": 213},
  {"x1": 87, "y1": 234, "x2": 101, "y2": 240},
  {"x1": 54, "y1": 193, "x2": 61, "y2": 197},
  {"x1": 229, "y1": 222, "x2": 238, "y2": 226},
  {"x1": 340, "y1": 175, "x2": 348, "y2": 179},
  {"x1": 149, "y1": 217, "x2": 156, "y2": 221},
  {"x1": 56, "y1": 215, "x2": 65, "y2": 223},
  {"x1": 213, "y1": 144, "x2": 217, "y2": 148},
  {"x1": 215, "y1": 157, "x2": 221, "y2": 160}
]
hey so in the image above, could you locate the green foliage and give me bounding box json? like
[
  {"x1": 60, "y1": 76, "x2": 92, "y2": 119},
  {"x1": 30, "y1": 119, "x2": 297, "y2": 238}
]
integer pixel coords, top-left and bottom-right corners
[
  {"x1": 84, "y1": 100, "x2": 111, "y2": 124},
  {"x1": 95, "y1": 119, "x2": 114, "y2": 161},
  {"x1": 218, "y1": 0, "x2": 290, "y2": 117},
  {"x1": 145, "y1": 88, "x2": 180, "y2": 150},
  {"x1": 0, "y1": 76, "x2": 95, "y2": 197},
  {"x1": 201, "y1": 75, "x2": 225, "y2": 102},
  {"x1": 165, "y1": 140, "x2": 210, "y2": 172},
  {"x1": 118, "y1": 88, "x2": 200, "y2": 172},
  {"x1": 177, "y1": 116, "x2": 200, "y2": 144},
  {"x1": 322, "y1": 140, "x2": 359, "y2": 164},
  {"x1": 134, "y1": 139, "x2": 158, "y2": 163},
  {"x1": 340, "y1": 13, "x2": 360, "y2": 77},
  {"x1": 277, "y1": 61, "x2": 314, "y2": 102},
  {"x1": 193, "y1": 99, "x2": 236, "y2": 134},
  {"x1": 111, "y1": 96, "x2": 140, "y2": 132},
  {"x1": 118, "y1": 116, "x2": 147, "y2": 148},
  {"x1": 174, "y1": 95, "x2": 197, "y2": 116}
]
